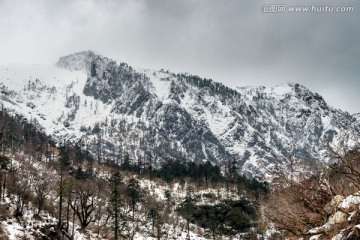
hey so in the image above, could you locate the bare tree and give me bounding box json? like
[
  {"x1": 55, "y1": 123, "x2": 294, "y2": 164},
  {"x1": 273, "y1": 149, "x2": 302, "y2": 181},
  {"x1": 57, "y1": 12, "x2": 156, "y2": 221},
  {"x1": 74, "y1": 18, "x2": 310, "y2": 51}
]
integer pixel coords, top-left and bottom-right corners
[
  {"x1": 70, "y1": 180, "x2": 100, "y2": 229},
  {"x1": 327, "y1": 141, "x2": 360, "y2": 189},
  {"x1": 7, "y1": 161, "x2": 34, "y2": 217},
  {"x1": 33, "y1": 172, "x2": 55, "y2": 214}
]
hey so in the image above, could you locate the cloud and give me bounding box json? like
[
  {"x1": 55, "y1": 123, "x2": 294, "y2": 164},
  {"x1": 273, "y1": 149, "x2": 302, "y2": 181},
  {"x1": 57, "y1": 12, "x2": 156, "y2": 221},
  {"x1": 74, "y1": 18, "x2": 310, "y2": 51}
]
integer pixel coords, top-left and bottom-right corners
[{"x1": 0, "y1": 0, "x2": 359, "y2": 113}]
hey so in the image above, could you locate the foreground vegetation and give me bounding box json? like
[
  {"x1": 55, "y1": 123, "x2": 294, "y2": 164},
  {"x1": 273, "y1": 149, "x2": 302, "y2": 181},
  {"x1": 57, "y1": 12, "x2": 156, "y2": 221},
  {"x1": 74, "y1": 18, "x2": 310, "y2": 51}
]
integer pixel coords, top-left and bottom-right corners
[
  {"x1": 1, "y1": 106, "x2": 359, "y2": 239},
  {"x1": 0, "y1": 108, "x2": 268, "y2": 239},
  {"x1": 264, "y1": 137, "x2": 360, "y2": 239}
]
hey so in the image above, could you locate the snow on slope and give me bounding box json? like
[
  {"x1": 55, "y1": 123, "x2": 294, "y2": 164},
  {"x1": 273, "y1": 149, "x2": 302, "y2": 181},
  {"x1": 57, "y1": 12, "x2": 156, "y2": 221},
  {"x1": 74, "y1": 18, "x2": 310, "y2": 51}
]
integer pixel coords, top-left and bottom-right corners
[
  {"x1": 0, "y1": 150, "x2": 241, "y2": 240},
  {"x1": 354, "y1": 113, "x2": 360, "y2": 122},
  {"x1": 1, "y1": 51, "x2": 358, "y2": 179},
  {"x1": 0, "y1": 63, "x2": 112, "y2": 140},
  {"x1": 147, "y1": 70, "x2": 172, "y2": 100},
  {"x1": 0, "y1": 64, "x2": 82, "y2": 91}
]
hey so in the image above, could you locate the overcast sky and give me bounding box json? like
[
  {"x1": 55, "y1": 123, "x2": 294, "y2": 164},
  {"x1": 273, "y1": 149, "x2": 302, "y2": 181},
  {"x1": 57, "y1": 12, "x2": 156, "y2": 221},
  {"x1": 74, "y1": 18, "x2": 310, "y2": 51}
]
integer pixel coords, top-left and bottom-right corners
[{"x1": 0, "y1": 0, "x2": 359, "y2": 113}]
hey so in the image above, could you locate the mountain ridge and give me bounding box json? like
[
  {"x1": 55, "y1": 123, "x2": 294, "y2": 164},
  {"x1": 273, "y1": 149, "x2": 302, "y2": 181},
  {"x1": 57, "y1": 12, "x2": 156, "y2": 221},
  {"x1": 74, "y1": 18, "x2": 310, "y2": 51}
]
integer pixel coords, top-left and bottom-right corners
[{"x1": 0, "y1": 51, "x2": 358, "y2": 178}]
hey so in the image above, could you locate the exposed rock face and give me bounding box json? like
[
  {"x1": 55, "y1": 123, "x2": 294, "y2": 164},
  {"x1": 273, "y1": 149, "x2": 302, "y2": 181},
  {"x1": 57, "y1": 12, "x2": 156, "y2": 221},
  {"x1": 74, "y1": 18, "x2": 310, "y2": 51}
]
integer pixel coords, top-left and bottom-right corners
[
  {"x1": 1, "y1": 51, "x2": 359, "y2": 178},
  {"x1": 57, "y1": 50, "x2": 95, "y2": 71},
  {"x1": 309, "y1": 192, "x2": 360, "y2": 239},
  {"x1": 324, "y1": 195, "x2": 344, "y2": 215},
  {"x1": 328, "y1": 211, "x2": 348, "y2": 225}
]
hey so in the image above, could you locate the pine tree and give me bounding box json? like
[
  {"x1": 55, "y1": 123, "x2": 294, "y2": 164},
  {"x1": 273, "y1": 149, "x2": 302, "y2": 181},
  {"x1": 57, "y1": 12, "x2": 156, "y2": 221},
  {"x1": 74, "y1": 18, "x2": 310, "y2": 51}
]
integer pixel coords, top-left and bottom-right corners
[
  {"x1": 204, "y1": 212, "x2": 220, "y2": 240},
  {"x1": 178, "y1": 187, "x2": 196, "y2": 239},
  {"x1": 109, "y1": 171, "x2": 125, "y2": 239},
  {"x1": 63, "y1": 177, "x2": 75, "y2": 232},
  {"x1": 229, "y1": 157, "x2": 238, "y2": 180},
  {"x1": 126, "y1": 178, "x2": 142, "y2": 219},
  {"x1": 57, "y1": 142, "x2": 71, "y2": 229},
  {"x1": 147, "y1": 207, "x2": 163, "y2": 240}
]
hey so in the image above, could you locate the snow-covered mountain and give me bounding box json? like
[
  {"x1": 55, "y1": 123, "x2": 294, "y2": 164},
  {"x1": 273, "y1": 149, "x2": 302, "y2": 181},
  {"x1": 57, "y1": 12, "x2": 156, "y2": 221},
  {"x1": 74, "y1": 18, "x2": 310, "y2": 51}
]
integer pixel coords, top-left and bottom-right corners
[{"x1": 0, "y1": 50, "x2": 358, "y2": 178}]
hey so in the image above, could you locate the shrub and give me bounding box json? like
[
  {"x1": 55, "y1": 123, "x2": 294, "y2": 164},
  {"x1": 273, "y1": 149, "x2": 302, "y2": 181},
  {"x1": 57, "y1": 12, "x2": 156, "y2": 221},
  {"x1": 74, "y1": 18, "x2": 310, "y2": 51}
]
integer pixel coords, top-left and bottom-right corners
[{"x1": 0, "y1": 155, "x2": 10, "y2": 169}]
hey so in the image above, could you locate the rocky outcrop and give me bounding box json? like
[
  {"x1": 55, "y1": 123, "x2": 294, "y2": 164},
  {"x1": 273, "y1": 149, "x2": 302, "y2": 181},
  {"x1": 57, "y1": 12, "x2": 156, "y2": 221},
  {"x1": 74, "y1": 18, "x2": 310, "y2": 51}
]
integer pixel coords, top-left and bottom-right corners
[
  {"x1": 1, "y1": 51, "x2": 359, "y2": 178},
  {"x1": 309, "y1": 192, "x2": 360, "y2": 239},
  {"x1": 324, "y1": 195, "x2": 344, "y2": 215},
  {"x1": 328, "y1": 211, "x2": 348, "y2": 225}
]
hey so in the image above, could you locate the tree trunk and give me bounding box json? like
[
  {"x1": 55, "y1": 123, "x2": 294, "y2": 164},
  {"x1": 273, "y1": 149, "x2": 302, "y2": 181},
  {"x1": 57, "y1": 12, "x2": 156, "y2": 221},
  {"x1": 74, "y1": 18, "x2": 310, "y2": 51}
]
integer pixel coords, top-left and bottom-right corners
[{"x1": 58, "y1": 168, "x2": 63, "y2": 228}]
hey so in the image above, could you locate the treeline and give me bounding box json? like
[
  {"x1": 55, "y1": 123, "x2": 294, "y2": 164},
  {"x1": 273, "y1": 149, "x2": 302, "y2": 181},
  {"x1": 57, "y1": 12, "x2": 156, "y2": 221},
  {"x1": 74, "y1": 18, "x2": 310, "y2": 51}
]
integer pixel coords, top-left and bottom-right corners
[
  {"x1": 0, "y1": 106, "x2": 95, "y2": 166},
  {"x1": 156, "y1": 160, "x2": 222, "y2": 184},
  {"x1": 176, "y1": 73, "x2": 240, "y2": 100},
  {"x1": 0, "y1": 107, "x2": 53, "y2": 158},
  {"x1": 121, "y1": 157, "x2": 269, "y2": 197}
]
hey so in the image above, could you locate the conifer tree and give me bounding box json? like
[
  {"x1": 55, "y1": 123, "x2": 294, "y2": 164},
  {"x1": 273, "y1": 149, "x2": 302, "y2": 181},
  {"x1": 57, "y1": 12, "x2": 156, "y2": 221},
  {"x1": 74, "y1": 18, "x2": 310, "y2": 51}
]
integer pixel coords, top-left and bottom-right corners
[
  {"x1": 126, "y1": 178, "x2": 142, "y2": 219},
  {"x1": 178, "y1": 187, "x2": 196, "y2": 239},
  {"x1": 147, "y1": 207, "x2": 163, "y2": 240},
  {"x1": 109, "y1": 171, "x2": 125, "y2": 239}
]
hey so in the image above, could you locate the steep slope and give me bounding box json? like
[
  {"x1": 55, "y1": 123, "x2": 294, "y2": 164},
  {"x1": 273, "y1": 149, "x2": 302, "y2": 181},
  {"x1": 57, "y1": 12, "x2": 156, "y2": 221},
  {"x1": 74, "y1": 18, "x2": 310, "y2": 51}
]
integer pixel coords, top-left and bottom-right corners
[{"x1": 0, "y1": 51, "x2": 358, "y2": 178}]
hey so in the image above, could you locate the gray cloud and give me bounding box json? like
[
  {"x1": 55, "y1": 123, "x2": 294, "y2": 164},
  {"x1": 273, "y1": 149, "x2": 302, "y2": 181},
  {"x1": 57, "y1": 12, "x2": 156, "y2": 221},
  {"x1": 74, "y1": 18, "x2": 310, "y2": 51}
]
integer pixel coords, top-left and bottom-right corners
[{"x1": 0, "y1": 0, "x2": 359, "y2": 113}]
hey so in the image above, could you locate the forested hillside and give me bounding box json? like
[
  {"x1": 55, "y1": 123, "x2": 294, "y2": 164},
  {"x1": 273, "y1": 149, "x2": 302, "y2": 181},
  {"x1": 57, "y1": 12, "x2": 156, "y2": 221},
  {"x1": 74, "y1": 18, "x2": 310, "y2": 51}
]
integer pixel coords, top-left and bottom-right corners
[
  {"x1": 0, "y1": 107, "x2": 269, "y2": 239},
  {"x1": 1, "y1": 51, "x2": 358, "y2": 179}
]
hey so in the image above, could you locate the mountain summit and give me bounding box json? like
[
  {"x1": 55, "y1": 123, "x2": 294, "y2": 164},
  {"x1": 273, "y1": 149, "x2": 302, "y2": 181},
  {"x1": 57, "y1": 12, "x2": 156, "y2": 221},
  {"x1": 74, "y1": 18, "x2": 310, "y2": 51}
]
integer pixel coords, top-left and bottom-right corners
[
  {"x1": 57, "y1": 50, "x2": 96, "y2": 71},
  {"x1": 0, "y1": 51, "x2": 358, "y2": 178}
]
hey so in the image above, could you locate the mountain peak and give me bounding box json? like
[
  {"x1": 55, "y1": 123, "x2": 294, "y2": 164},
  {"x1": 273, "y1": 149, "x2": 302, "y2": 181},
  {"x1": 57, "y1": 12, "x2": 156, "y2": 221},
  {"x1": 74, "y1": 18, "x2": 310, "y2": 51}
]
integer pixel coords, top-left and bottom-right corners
[
  {"x1": 56, "y1": 50, "x2": 98, "y2": 71},
  {"x1": 1, "y1": 51, "x2": 358, "y2": 179},
  {"x1": 274, "y1": 82, "x2": 308, "y2": 93}
]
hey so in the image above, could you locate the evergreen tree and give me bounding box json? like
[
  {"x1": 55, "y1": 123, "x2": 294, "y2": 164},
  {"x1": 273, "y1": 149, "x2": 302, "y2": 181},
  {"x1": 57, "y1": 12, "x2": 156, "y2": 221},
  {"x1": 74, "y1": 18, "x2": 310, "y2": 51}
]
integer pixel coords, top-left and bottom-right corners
[
  {"x1": 147, "y1": 207, "x2": 163, "y2": 240},
  {"x1": 229, "y1": 157, "x2": 238, "y2": 180},
  {"x1": 56, "y1": 142, "x2": 72, "y2": 230},
  {"x1": 204, "y1": 212, "x2": 221, "y2": 240},
  {"x1": 121, "y1": 152, "x2": 131, "y2": 171},
  {"x1": 74, "y1": 143, "x2": 85, "y2": 164},
  {"x1": 164, "y1": 190, "x2": 173, "y2": 206},
  {"x1": 109, "y1": 171, "x2": 125, "y2": 239},
  {"x1": 63, "y1": 177, "x2": 75, "y2": 232},
  {"x1": 0, "y1": 155, "x2": 10, "y2": 170},
  {"x1": 59, "y1": 143, "x2": 71, "y2": 167},
  {"x1": 178, "y1": 187, "x2": 196, "y2": 239},
  {"x1": 126, "y1": 178, "x2": 142, "y2": 219}
]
